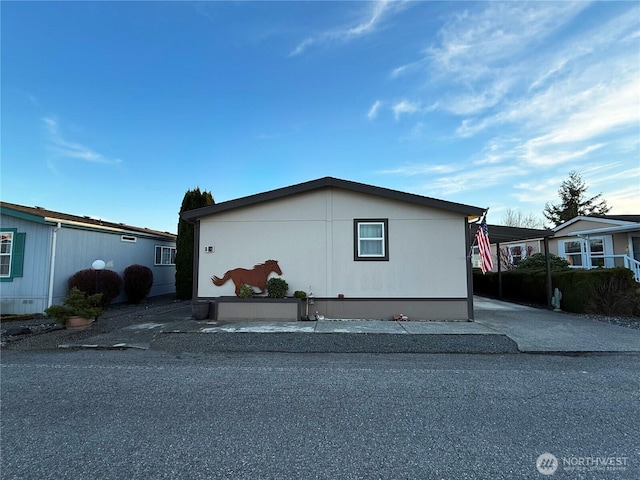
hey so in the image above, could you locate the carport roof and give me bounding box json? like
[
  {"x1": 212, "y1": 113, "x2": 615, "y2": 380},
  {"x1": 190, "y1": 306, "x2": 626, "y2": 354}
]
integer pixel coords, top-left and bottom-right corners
[{"x1": 484, "y1": 224, "x2": 554, "y2": 243}]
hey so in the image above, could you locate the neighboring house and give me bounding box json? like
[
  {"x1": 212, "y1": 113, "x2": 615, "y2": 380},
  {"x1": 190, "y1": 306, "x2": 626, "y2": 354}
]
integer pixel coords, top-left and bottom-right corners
[
  {"x1": 181, "y1": 177, "x2": 485, "y2": 321},
  {"x1": 0, "y1": 201, "x2": 177, "y2": 314},
  {"x1": 490, "y1": 215, "x2": 640, "y2": 282}
]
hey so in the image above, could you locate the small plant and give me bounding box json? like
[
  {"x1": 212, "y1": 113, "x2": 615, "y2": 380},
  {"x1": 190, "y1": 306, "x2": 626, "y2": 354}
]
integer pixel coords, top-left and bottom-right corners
[
  {"x1": 293, "y1": 290, "x2": 307, "y2": 299},
  {"x1": 44, "y1": 287, "x2": 104, "y2": 324},
  {"x1": 124, "y1": 264, "x2": 154, "y2": 304},
  {"x1": 266, "y1": 277, "x2": 288, "y2": 298},
  {"x1": 68, "y1": 268, "x2": 123, "y2": 307},
  {"x1": 238, "y1": 284, "x2": 254, "y2": 298}
]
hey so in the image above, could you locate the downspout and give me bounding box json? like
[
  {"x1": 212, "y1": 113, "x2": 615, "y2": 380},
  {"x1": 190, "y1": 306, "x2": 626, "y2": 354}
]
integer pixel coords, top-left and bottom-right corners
[{"x1": 47, "y1": 222, "x2": 61, "y2": 308}]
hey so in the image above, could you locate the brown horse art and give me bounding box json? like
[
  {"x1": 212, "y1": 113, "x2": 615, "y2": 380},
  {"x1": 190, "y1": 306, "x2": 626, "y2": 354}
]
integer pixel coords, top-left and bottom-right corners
[{"x1": 211, "y1": 260, "x2": 282, "y2": 296}]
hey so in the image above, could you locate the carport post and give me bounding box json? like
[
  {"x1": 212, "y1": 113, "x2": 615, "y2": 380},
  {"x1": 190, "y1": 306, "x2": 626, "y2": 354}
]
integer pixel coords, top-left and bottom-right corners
[
  {"x1": 496, "y1": 241, "x2": 503, "y2": 300},
  {"x1": 544, "y1": 236, "x2": 552, "y2": 309}
]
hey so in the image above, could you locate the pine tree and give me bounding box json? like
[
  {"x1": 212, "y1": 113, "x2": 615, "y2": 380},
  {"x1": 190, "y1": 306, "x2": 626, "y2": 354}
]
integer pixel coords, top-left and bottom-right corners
[
  {"x1": 175, "y1": 188, "x2": 214, "y2": 300},
  {"x1": 543, "y1": 171, "x2": 611, "y2": 227}
]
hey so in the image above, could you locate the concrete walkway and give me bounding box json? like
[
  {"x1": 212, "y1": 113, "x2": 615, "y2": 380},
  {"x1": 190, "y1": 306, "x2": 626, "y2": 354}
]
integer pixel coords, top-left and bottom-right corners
[{"x1": 54, "y1": 296, "x2": 640, "y2": 354}]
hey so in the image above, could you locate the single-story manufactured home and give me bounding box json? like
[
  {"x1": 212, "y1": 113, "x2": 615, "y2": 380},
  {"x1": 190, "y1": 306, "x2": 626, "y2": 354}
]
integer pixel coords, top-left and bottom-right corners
[
  {"x1": 181, "y1": 177, "x2": 486, "y2": 321},
  {"x1": 488, "y1": 215, "x2": 640, "y2": 282},
  {"x1": 0, "y1": 201, "x2": 177, "y2": 314}
]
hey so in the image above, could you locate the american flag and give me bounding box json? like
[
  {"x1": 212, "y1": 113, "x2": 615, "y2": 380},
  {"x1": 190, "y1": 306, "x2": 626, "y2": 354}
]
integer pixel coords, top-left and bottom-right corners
[{"x1": 475, "y1": 217, "x2": 493, "y2": 274}]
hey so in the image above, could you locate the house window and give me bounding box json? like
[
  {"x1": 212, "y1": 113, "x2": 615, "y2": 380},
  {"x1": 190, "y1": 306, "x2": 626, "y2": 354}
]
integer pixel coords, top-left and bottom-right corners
[
  {"x1": 561, "y1": 240, "x2": 583, "y2": 267},
  {"x1": 0, "y1": 229, "x2": 26, "y2": 281},
  {"x1": 472, "y1": 246, "x2": 481, "y2": 268},
  {"x1": 589, "y1": 238, "x2": 605, "y2": 267},
  {"x1": 507, "y1": 244, "x2": 526, "y2": 266},
  {"x1": 354, "y1": 219, "x2": 389, "y2": 261},
  {"x1": 155, "y1": 246, "x2": 176, "y2": 265},
  {"x1": 559, "y1": 237, "x2": 610, "y2": 268},
  {"x1": 1, "y1": 232, "x2": 13, "y2": 277}
]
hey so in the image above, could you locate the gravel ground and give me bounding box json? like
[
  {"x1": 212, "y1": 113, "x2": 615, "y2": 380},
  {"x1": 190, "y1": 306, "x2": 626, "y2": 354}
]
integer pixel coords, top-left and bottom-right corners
[
  {"x1": 0, "y1": 295, "x2": 188, "y2": 349},
  {"x1": 1, "y1": 296, "x2": 638, "y2": 350}
]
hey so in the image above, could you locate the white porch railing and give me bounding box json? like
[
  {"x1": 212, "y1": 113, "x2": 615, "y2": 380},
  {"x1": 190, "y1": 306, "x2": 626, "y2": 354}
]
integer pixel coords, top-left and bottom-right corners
[{"x1": 589, "y1": 254, "x2": 640, "y2": 282}]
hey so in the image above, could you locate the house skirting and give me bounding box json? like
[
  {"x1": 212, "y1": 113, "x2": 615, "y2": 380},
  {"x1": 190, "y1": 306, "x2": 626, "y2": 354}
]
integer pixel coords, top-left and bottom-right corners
[
  {"x1": 312, "y1": 298, "x2": 470, "y2": 321},
  {"x1": 212, "y1": 297, "x2": 302, "y2": 322},
  {"x1": 197, "y1": 297, "x2": 471, "y2": 322}
]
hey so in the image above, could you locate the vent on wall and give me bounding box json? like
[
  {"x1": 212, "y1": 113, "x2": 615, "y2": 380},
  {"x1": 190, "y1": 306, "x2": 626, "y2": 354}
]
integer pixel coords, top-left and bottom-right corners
[{"x1": 121, "y1": 235, "x2": 137, "y2": 243}]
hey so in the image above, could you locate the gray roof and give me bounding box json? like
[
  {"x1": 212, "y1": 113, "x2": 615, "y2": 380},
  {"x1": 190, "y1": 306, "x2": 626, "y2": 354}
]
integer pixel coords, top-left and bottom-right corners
[
  {"x1": 1, "y1": 201, "x2": 176, "y2": 240},
  {"x1": 181, "y1": 177, "x2": 486, "y2": 220}
]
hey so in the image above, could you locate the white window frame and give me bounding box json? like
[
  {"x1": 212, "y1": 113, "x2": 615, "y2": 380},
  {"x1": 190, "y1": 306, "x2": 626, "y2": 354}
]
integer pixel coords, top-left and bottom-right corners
[
  {"x1": 354, "y1": 219, "x2": 389, "y2": 261},
  {"x1": 0, "y1": 231, "x2": 14, "y2": 278},
  {"x1": 558, "y1": 236, "x2": 613, "y2": 269},
  {"x1": 155, "y1": 245, "x2": 176, "y2": 266},
  {"x1": 507, "y1": 244, "x2": 526, "y2": 266}
]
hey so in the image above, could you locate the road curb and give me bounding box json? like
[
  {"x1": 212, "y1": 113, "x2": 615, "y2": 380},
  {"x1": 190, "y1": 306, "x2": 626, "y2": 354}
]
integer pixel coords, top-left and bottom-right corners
[{"x1": 151, "y1": 331, "x2": 520, "y2": 354}]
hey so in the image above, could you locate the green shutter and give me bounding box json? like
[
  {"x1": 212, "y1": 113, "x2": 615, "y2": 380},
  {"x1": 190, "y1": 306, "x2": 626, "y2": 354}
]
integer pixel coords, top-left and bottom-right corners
[{"x1": 11, "y1": 232, "x2": 26, "y2": 277}]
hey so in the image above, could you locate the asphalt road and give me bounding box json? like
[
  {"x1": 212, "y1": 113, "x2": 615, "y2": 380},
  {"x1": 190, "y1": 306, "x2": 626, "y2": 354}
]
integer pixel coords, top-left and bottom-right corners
[{"x1": 2, "y1": 350, "x2": 638, "y2": 480}]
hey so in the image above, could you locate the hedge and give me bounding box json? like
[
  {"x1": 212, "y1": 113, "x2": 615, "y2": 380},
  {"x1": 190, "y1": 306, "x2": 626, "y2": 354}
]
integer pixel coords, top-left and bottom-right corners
[{"x1": 473, "y1": 267, "x2": 639, "y2": 315}]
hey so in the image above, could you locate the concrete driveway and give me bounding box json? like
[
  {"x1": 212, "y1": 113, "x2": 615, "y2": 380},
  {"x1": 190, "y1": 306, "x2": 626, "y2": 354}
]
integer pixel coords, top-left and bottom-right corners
[{"x1": 473, "y1": 296, "x2": 640, "y2": 353}]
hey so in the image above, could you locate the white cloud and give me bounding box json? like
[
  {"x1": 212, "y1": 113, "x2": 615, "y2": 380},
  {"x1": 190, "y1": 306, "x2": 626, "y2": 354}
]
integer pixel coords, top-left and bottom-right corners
[
  {"x1": 392, "y1": 100, "x2": 420, "y2": 120},
  {"x1": 367, "y1": 100, "x2": 381, "y2": 120},
  {"x1": 413, "y1": 164, "x2": 531, "y2": 196},
  {"x1": 290, "y1": 0, "x2": 407, "y2": 56},
  {"x1": 429, "y1": 2, "x2": 589, "y2": 82},
  {"x1": 43, "y1": 116, "x2": 121, "y2": 165},
  {"x1": 606, "y1": 185, "x2": 640, "y2": 214},
  {"x1": 378, "y1": 163, "x2": 459, "y2": 176}
]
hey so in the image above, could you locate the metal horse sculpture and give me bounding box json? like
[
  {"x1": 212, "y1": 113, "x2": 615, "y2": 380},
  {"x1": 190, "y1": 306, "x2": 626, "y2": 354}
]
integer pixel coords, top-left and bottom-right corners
[{"x1": 211, "y1": 260, "x2": 282, "y2": 296}]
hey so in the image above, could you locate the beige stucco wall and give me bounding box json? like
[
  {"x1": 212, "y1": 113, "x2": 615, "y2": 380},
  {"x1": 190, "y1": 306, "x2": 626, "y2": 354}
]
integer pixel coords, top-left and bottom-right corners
[{"x1": 197, "y1": 189, "x2": 469, "y2": 300}]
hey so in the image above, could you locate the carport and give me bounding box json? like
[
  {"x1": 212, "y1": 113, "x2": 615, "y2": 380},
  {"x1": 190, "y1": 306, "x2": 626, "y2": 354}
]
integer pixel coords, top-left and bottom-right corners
[{"x1": 481, "y1": 224, "x2": 555, "y2": 308}]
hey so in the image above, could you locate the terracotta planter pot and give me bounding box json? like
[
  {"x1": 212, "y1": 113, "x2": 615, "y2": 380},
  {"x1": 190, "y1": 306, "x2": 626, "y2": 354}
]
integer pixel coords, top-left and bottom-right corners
[{"x1": 66, "y1": 316, "x2": 94, "y2": 331}]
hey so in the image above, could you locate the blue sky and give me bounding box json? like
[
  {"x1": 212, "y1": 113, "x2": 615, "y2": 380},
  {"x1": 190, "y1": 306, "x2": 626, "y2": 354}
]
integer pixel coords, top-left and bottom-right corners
[{"x1": 2, "y1": 1, "x2": 639, "y2": 234}]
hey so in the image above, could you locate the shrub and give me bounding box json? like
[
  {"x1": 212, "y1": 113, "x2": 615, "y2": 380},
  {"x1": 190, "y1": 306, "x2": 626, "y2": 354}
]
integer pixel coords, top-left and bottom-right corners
[
  {"x1": 516, "y1": 253, "x2": 570, "y2": 271},
  {"x1": 266, "y1": 277, "x2": 288, "y2": 298},
  {"x1": 585, "y1": 268, "x2": 639, "y2": 316},
  {"x1": 124, "y1": 264, "x2": 154, "y2": 304},
  {"x1": 293, "y1": 290, "x2": 307, "y2": 299},
  {"x1": 238, "y1": 284, "x2": 254, "y2": 298},
  {"x1": 68, "y1": 268, "x2": 123, "y2": 307},
  {"x1": 475, "y1": 266, "x2": 640, "y2": 315},
  {"x1": 44, "y1": 287, "x2": 104, "y2": 324}
]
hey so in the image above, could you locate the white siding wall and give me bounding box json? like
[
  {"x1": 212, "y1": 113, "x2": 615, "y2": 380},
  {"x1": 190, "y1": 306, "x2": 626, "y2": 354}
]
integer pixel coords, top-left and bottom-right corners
[{"x1": 198, "y1": 189, "x2": 468, "y2": 299}]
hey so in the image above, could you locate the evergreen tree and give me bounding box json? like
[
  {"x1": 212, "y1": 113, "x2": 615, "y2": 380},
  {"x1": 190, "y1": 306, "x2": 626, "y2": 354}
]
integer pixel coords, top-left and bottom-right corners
[
  {"x1": 543, "y1": 171, "x2": 611, "y2": 227},
  {"x1": 175, "y1": 187, "x2": 214, "y2": 300}
]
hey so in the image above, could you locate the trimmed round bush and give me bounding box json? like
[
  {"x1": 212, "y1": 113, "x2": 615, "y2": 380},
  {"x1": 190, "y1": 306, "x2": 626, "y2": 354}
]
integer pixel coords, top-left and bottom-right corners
[
  {"x1": 124, "y1": 264, "x2": 154, "y2": 304},
  {"x1": 68, "y1": 268, "x2": 123, "y2": 307},
  {"x1": 266, "y1": 277, "x2": 288, "y2": 298},
  {"x1": 238, "y1": 284, "x2": 254, "y2": 298}
]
